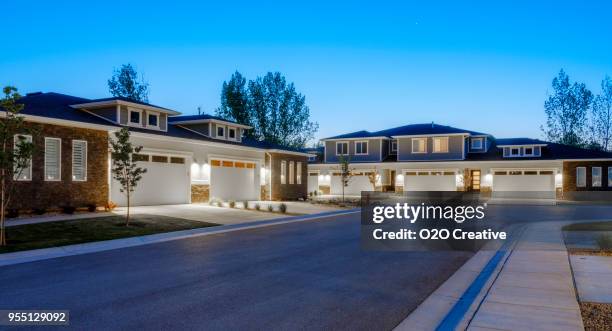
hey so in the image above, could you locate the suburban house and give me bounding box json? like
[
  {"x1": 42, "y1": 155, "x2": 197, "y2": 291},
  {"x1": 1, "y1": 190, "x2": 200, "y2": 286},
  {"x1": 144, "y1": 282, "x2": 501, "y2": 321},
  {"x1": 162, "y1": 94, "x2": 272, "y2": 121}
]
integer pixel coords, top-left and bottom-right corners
[
  {"x1": 307, "y1": 123, "x2": 612, "y2": 201},
  {"x1": 5, "y1": 92, "x2": 308, "y2": 211}
]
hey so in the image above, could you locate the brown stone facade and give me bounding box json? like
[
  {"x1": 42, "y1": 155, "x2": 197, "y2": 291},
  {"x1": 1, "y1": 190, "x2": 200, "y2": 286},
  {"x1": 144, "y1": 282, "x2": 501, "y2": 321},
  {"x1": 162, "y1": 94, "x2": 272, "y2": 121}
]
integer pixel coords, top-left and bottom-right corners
[
  {"x1": 191, "y1": 184, "x2": 209, "y2": 203},
  {"x1": 267, "y1": 152, "x2": 308, "y2": 201},
  {"x1": 562, "y1": 161, "x2": 612, "y2": 201},
  {"x1": 11, "y1": 122, "x2": 109, "y2": 210}
]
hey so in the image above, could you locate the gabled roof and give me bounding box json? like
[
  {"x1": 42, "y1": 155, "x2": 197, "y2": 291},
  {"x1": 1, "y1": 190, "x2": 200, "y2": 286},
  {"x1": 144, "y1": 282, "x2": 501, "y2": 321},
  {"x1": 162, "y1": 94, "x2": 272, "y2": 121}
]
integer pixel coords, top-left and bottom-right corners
[
  {"x1": 322, "y1": 130, "x2": 380, "y2": 140},
  {"x1": 322, "y1": 123, "x2": 489, "y2": 140}
]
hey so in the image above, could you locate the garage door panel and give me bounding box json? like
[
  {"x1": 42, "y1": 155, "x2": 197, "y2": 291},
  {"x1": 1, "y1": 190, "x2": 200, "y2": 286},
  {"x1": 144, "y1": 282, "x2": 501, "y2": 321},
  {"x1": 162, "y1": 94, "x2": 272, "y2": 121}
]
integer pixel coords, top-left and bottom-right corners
[
  {"x1": 404, "y1": 175, "x2": 456, "y2": 191},
  {"x1": 331, "y1": 175, "x2": 372, "y2": 195},
  {"x1": 493, "y1": 174, "x2": 554, "y2": 192},
  {"x1": 111, "y1": 162, "x2": 190, "y2": 206},
  {"x1": 210, "y1": 161, "x2": 257, "y2": 201}
]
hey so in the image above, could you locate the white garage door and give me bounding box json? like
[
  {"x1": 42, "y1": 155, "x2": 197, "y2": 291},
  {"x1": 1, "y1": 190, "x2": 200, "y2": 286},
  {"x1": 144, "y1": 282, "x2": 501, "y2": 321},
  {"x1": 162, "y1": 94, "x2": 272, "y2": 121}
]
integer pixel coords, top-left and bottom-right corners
[
  {"x1": 308, "y1": 172, "x2": 319, "y2": 193},
  {"x1": 210, "y1": 159, "x2": 258, "y2": 201},
  {"x1": 331, "y1": 172, "x2": 373, "y2": 195},
  {"x1": 111, "y1": 154, "x2": 190, "y2": 206},
  {"x1": 493, "y1": 170, "x2": 555, "y2": 192},
  {"x1": 404, "y1": 170, "x2": 456, "y2": 191}
]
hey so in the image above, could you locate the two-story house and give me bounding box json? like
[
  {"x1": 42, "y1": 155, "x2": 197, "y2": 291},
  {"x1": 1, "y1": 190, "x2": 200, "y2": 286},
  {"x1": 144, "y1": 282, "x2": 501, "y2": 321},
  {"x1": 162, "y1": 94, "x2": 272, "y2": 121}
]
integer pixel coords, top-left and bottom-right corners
[
  {"x1": 4, "y1": 92, "x2": 308, "y2": 212},
  {"x1": 308, "y1": 123, "x2": 612, "y2": 201}
]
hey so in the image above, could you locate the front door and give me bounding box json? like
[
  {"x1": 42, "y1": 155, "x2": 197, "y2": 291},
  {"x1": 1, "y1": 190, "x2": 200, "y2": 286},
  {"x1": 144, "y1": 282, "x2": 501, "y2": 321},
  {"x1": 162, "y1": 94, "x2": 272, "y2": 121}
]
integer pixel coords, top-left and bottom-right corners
[{"x1": 471, "y1": 170, "x2": 481, "y2": 192}]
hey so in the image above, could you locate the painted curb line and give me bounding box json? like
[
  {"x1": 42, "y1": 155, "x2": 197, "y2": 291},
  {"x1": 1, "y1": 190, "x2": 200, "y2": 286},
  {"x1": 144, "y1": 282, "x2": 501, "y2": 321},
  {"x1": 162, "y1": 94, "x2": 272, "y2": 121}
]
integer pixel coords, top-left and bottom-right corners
[{"x1": 0, "y1": 208, "x2": 360, "y2": 267}]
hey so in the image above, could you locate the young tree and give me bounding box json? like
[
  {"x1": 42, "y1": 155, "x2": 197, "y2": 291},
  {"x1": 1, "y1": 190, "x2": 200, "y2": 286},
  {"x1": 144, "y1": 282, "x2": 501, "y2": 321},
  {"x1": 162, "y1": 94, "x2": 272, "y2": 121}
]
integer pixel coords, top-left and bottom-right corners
[
  {"x1": 0, "y1": 87, "x2": 35, "y2": 246},
  {"x1": 367, "y1": 169, "x2": 379, "y2": 191},
  {"x1": 338, "y1": 155, "x2": 353, "y2": 202},
  {"x1": 589, "y1": 76, "x2": 612, "y2": 151},
  {"x1": 541, "y1": 69, "x2": 593, "y2": 147},
  {"x1": 109, "y1": 127, "x2": 147, "y2": 226},
  {"x1": 108, "y1": 64, "x2": 150, "y2": 102},
  {"x1": 216, "y1": 71, "x2": 252, "y2": 135}
]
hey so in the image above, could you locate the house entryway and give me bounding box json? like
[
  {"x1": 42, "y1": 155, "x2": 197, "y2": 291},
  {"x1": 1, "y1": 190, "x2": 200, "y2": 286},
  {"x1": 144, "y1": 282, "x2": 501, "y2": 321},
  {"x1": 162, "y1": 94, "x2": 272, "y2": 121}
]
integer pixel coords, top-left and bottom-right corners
[{"x1": 471, "y1": 170, "x2": 481, "y2": 192}]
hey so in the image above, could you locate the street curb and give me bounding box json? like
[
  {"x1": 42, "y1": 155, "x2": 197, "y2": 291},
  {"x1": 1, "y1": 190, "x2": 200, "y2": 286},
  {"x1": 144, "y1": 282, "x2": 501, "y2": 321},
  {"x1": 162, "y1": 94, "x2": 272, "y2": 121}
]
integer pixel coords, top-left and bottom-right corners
[{"x1": 0, "y1": 209, "x2": 360, "y2": 267}]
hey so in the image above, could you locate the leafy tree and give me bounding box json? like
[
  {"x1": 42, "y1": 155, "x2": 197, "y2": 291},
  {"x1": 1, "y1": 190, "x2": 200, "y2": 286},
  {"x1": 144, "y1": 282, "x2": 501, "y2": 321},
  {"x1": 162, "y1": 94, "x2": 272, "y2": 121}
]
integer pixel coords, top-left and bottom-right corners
[
  {"x1": 338, "y1": 155, "x2": 352, "y2": 202},
  {"x1": 0, "y1": 87, "x2": 35, "y2": 246},
  {"x1": 216, "y1": 71, "x2": 252, "y2": 135},
  {"x1": 108, "y1": 64, "x2": 150, "y2": 102},
  {"x1": 541, "y1": 69, "x2": 593, "y2": 147},
  {"x1": 589, "y1": 76, "x2": 612, "y2": 150},
  {"x1": 217, "y1": 71, "x2": 318, "y2": 148},
  {"x1": 367, "y1": 169, "x2": 380, "y2": 191},
  {"x1": 109, "y1": 128, "x2": 147, "y2": 226}
]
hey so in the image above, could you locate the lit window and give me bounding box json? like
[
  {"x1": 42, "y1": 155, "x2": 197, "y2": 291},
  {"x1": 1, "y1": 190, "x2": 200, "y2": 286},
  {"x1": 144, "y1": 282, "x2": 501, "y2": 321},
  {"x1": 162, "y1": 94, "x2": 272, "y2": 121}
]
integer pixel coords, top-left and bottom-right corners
[
  {"x1": 433, "y1": 137, "x2": 449, "y2": 153},
  {"x1": 471, "y1": 138, "x2": 483, "y2": 149},
  {"x1": 297, "y1": 162, "x2": 302, "y2": 184},
  {"x1": 355, "y1": 141, "x2": 368, "y2": 155},
  {"x1": 217, "y1": 126, "x2": 225, "y2": 138},
  {"x1": 576, "y1": 167, "x2": 586, "y2": 187},
  {"x1": 336, "y1": 142, "x2": 348, "y2": 155},
  {"x1": 14, "y1": 134, "x2": 32, "y2": 181},
  {"x1": 412, "y1": 138, "x2": 426, "y2": 153},
  {"x1": 148, "y1": 113, "x2": 159, "y2": 128},
  {"x1": 44, "y1": 137, "x2": 61, "y2": 181},
  {"x1": 281, "y1": 160, "x2": 287, "y2": 184},
  {"x1": 72, "y1": 140, "x2": 87, "y2": 181},
  {"x1": 289, "y1": 161, "x2": 295, "y2": 184},
  {"x1": 129, "y1": 110, "x2": 141, "y2": 124},
  {"x1": 592, "y1": 167, "x2": 602, "y2": 187}
]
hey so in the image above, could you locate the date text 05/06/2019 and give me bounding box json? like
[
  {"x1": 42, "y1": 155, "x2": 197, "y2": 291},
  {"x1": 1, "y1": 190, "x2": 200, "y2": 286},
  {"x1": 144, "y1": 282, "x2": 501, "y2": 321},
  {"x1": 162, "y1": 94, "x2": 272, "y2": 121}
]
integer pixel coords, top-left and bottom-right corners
[{"x1": 372, "y1": 228, "x2": 506, "y2": 241}]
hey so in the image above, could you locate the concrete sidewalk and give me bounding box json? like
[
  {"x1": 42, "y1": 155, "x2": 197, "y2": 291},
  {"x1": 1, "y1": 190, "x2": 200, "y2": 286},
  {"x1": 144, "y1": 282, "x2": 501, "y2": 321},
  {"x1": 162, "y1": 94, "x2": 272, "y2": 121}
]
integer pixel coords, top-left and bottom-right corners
[{"x1": 467, "y1": 222, "x2": 583, "y2": 331}]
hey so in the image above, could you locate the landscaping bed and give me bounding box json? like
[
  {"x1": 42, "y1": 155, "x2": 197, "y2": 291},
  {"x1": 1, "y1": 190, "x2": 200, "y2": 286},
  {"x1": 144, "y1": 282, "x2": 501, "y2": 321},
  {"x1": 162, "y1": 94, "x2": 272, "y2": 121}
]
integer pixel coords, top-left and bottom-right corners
[
  {"x1": 0, "y1": 214, "x2": 218, "y2": 254},
  {"x1": 580, "y1": 302, "x2": 612, "y2": 331}
]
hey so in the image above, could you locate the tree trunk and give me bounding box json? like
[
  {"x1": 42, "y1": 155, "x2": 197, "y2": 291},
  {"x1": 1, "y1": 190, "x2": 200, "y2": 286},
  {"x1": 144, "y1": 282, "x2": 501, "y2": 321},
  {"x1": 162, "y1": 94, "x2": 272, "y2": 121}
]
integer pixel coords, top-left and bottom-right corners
[
  {"x1": 0, "y1": 177, "x2": 5, "y2": 246},
  {"x1": 126, "y1": 192, "x2": 130, "y2": 227}
]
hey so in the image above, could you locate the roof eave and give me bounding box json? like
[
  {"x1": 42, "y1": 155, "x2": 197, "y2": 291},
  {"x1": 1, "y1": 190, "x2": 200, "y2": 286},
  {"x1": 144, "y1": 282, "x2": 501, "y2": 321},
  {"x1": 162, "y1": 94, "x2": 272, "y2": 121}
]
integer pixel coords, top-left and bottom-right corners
[
  {"x1": 71, "y1": 100, "x2": 181, "y2": 116},
  {"x1": 169, "y1": 119, "x2": 252, "y2": 130}
]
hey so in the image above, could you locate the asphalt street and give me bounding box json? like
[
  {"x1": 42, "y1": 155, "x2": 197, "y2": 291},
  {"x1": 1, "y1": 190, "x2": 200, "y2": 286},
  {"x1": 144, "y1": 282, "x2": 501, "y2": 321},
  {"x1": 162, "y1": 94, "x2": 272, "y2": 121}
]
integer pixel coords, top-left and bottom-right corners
[{"x1": 1, "y1": 204, "x2": 611, "y2": 330}]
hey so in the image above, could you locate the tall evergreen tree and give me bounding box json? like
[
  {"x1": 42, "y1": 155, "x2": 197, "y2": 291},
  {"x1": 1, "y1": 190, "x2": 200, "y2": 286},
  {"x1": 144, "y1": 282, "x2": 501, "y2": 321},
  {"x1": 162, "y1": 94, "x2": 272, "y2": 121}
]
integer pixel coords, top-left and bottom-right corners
[
  {"x1": 216, "y1": 71, "x2": 252, "y2": 135},
  {"x1": 541, "y1": 69, "x2": 592, "y2": 147},
  {"x1": 107, "y1": 64, "x2": 150, "y2": 102}
]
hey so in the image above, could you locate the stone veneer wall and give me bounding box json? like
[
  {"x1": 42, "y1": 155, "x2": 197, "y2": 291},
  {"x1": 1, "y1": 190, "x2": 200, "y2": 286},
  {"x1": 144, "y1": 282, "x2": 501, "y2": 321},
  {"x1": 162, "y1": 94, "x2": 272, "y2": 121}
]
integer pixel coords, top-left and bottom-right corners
[
  {"x1": 12, "y1": 122, "x2": 109, "y2": 210},
  {"x1": 191, "y1": 184, "x2": 210, "y2": 203}
]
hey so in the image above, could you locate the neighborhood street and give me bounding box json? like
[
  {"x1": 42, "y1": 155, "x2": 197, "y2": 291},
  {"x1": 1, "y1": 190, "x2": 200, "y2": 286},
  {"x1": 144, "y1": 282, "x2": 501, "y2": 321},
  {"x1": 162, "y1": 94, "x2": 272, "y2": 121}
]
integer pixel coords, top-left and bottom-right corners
[{"x1": 1, "y1": 205, "x2": 612, "y2": 330}]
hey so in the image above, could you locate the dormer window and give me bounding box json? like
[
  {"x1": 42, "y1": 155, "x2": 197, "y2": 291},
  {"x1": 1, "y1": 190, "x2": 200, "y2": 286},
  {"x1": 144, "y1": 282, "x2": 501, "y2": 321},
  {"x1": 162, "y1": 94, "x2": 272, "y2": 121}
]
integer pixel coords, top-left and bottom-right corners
[
  {"x1": 390, "y1": 140, "x2": 398, "y2": 154},
  {"x1": 471, "y1": 137, "x2": 483, "y2": 149},
  {"x1": 148, "y1": 113, "x2": 159, "y2": 128},
  {"x1": 228, "y1": 128, "x2": 236, "y2": 140},
  {"x1": 510, "y1": 147, "x2": 520, "y2": 156},
  {"x1": 129, "y1": 109, "x2": 141, "y2": 125},
  {"x1": 524, "y1": 147, "x2": 534, "y2": 156},
  {"x1": 217, "y1": 126, "x2": 225, "y2": 138}
]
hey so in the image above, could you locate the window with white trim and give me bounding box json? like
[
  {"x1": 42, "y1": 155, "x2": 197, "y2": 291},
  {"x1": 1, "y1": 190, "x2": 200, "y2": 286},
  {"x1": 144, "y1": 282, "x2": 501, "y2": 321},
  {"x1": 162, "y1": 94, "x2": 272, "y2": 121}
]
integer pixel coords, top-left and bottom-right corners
[
  {"x1": 510, "y1": 147, "x2": 520, "y2": 156},
  {"x1": 592, "y1": 167, "x2": 602, "y2": 187},
  {"x1": 281, "y1": 160, "x2": 287, "y2": 184},
  {"x1": 355, "y1": 141, "x2": 368, "y2": 155},
  {"x1": 471, "y1": 137, "x2": 483, "y2": 149},
  {"x1": 297, "y1": 162, "x2": 302, "y2": 184},
  {"x1": 228, "y1": 128, "x2": 236, "y2": 140},
  {"x1": 217, "y1": 126, "x2": 225, "y2": 138},
  {"x1": 13, "y1": 134, "x2": 32, "y2": 181},
  {"x1": 433, "y1": 137, "x2": 449, "y2": 153},
  {"x1": 524, "y1": 147, "x2": 534, "y2": 156},
  {"x1": 147, "y1": 113, "x2": 159, "y2": 128},
  {"x1": 390, "y1": 140, "x2": 398, "y2": 153},
  {"x1": 44, "y1": 137, "x2": 61, "y2": 181},
  {"x1": 336, "y1": 142, "x2": 348, "y2": 155},
  {"x1": 72, "y1": 140, "x2": 87, "y2": 181},
  {"x1": 289, "y1": 161, "x2": 295, "y2": 184},
  {"x1": 576, "y1": 167, "x2": 586, "y2": 187},
  {"x1": 412, "y1": 138, "x2": 426, "y2": 153},
  {"x1": 129, "y1": 109, "x2": 141, "y2": 125}
]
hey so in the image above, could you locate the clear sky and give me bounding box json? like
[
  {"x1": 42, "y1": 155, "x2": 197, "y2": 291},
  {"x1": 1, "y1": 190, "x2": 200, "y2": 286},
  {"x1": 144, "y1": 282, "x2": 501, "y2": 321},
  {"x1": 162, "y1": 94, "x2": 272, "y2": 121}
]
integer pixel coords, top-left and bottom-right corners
[{"x1": 1, "y1": 1, "x2": 611, "y2": 143}]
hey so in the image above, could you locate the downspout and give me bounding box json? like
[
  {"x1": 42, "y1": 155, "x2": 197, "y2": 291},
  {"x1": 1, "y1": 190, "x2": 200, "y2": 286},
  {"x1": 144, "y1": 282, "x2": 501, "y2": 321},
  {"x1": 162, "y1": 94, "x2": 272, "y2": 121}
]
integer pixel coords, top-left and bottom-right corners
[{"x1": 265, "y1": 152, "x2": 272, "y2": 201}]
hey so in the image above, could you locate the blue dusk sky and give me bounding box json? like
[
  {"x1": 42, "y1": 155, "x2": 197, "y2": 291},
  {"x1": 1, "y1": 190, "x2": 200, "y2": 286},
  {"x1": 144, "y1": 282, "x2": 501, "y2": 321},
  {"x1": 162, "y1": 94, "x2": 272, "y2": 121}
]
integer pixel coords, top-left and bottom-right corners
[{"x1": 1, "y1": 1, "x2": 611, "y2": 143}]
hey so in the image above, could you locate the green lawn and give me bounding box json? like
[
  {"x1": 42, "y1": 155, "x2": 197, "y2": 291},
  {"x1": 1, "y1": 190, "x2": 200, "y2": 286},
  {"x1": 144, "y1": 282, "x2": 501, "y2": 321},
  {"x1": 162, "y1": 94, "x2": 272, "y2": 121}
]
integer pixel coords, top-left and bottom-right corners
[
  {"x1": 1, "y1": 214, "x2": 219, "y2": 254},
  {"x1": 563, "y1": 221, "x2": 612, "y2": 231}
]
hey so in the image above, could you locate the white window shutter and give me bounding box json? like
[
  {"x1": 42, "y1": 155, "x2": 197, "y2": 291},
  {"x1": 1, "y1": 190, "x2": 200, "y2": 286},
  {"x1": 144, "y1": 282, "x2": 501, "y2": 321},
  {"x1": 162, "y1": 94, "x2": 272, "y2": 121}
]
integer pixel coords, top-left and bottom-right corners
[
  {"x1": 72, "y1": 140, "x2": 87, "y2": 181},
  {"x1": 45, "y1": 138, "x2": 61, "y2": 181},
  {"x1": 14, "y1": 134, "x2": 32, "y2": 181}
]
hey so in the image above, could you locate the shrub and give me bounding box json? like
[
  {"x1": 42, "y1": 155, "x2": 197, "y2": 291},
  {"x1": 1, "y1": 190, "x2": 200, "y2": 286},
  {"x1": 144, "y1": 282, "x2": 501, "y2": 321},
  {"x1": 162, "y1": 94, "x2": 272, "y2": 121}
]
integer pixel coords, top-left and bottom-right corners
[
  {"x1": 255, "y1": 204, "x2": 261, "y2": 211},
  {"x1": 7, "y1": 208, "x2": 19, "y2": 218},
  {"x1": 243, "y1": 201, "x2": 249, "y2": 209},
  {"x1": 313, "y1": 190, "x2": 318, "y2": 196},
  {"x1": 105, "y1": 201, "x2": 117, "y2": 211},
  {"x1": 229, "y1": 200, "x2": 236, "y2": 208},
  {"x1": 62, "y1": 205, "x2": 76, "y2": 214},
  {"x1": 33, "y1": 207, "x2": 47, "y2": 215},
  {"x1": 279, "y1": 203, "x2": 287, "y2": 213},
  {"x1": 267, "y1": 204, "x2": 274, "y2": 212},
  {"x1": 216, "y1": 201, "x2": 223, "y2": 207},
  {"x1": 87, "y1": 204, "x2": 97, "y2": 212},
  {"x1": 596, "y1": 234, "x2": 612, "y2": 250}
]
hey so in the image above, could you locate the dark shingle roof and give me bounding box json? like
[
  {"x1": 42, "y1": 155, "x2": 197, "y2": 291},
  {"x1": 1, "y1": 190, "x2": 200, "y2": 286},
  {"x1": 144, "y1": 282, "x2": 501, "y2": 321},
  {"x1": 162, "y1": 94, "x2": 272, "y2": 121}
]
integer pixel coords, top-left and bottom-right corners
[
  {"x1": 322, "y1": 130, "x2": 378, "y2": 140},
  {"x1": 466, "y1": 139, "x2": 612, "y2": 161},
  {"x1": 322, "y1": 123, "x2": 488, "y2": 140},
  {"x1": 495, "y1": 138, "x2": 549, "y2": 145},
  {"x1": 168, "y1": 114, "x2": 241, "y2": 125},
  {"x1": 84, "y1": 96, "x2": 174, "y2": 112}
]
